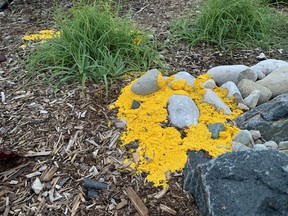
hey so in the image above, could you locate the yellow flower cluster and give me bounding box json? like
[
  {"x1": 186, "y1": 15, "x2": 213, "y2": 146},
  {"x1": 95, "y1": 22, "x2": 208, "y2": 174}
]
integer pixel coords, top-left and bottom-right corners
[
  {"x1": 112, "y1": 73, "x2": 242, "y2": 188},
  {"x1": 20, "y1": 30, "x2": 60, "y2": 48}
]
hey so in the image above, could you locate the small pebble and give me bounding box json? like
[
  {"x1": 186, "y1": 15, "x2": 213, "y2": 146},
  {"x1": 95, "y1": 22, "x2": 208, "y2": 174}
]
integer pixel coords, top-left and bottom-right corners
[
  {"x1": 232, "y1": 141, "x2": 250, "y2": 151},
  {"x1": 208, "y1": 123, "x2": 225, "y2": 139},
  {"x1": 87, "y1": 189, "x2": 98, "y2": 199},
  {"x1": 131, "y1": 100, "x2": 141, "y2": 109},
  {"x1": 237, "y1": 103, "x2": 249, "y2": 111},
  {"x1": 249, "y1": 130, "x2": 261, "y2": 140},
  {"x1": 253, "y1": 144, "x2": 268, "y2": 151},
  {"x1": 256, "y1": 53, "x2": 267, "y2": 60}
]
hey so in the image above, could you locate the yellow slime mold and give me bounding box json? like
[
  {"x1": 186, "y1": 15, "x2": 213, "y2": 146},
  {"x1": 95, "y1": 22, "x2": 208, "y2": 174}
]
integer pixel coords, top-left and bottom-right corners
[{"x1": 112, "y1": 73, "x2": 242, "y2": 188}]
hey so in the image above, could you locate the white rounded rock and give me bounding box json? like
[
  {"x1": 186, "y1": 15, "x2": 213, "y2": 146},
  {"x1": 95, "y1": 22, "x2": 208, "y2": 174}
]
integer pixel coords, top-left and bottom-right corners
[
  {"x1": 203, "y1": 89, "x2": 232, "y2": 114},
  {"x1": 168, "y1": 94, "x2": 199, "y2": 128},
  {"x1": 250, "y1": 59, "x2": 288, "y2": 78},
  {"x1": 207, "y1": 65, "x2": 250, "y2": 85},
  {"x1": 131, "y1": 69, "x2": 160, "y2": 95},
  {"x1": 221, "y1": 81, "x2": 243, "y2": 103}
]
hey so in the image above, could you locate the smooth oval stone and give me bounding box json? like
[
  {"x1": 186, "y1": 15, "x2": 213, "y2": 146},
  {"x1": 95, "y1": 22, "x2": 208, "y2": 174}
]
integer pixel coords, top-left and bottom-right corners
[
  {"x1": 208, "y1": 123, "x2": 225, "y2": 139},
  {"x1": 131, "y1": 69, "x2": 160, "y2": 95},
  {"x1": 203, "y1": 89, "x2": 232, "y2": 114},
  {"x1": 168, "y1": 94, "x2": 199, "y2": 128},
  {"x1": 221, "y1": 81, "x2": 243, "y2": 103},
  {"x1": 243, "y1": 90, "x2": 261, "y2": 108},
  {"x1": 237, "y1": 79, "x2": 272, "y2": 105},
  {"x1": 250, "y1": 59, "x2": 288, "y2": 77},
  {"x1": 207, "y1": 65, "x2": 250, "y2": 85},
  {"x1": 256, "y1": 65, "x2": 288, "y2": 97},
  {"x1": 233, "y1": 130, "x2": 254, "y2": 147},
  {"x1": 173, "y1": 71, "x2": 195, "y2": 86}
]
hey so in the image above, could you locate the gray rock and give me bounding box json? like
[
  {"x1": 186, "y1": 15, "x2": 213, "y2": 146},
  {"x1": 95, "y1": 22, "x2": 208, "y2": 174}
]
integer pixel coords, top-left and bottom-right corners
[
  {"x1": 183, "y1": 151, "x2": 211, "y2": 192},
  {"x1": 203, "y1": 89, "x2": 232, "y2": 115},
  {"x1": 279, "y1": 141, "x2": 288, "y2": 150},
  {"x1": 235, "y1": 93, "x2": 288, "y2": 143},
  {"x1": 173, "y1": 71, "x2": 195, "y2": 86},
  {"x1": 233, "y1": 130, "x2": 254, "y2": 147},
  {"x1": 208, "y1": 123, "x2": 225, "y2": 139},
  {"x1": 221, "y1": 81, "x2": 243, "y2": 103},
  {"x1": 253, "y1": 144, "x2": 268, "y2": 150},
  {"x1": 249, "y1": 130, "x2": 261, "y2": 140},
  {"x1": 243, "y1": 90, "x2": 261, "y2": 108},
  {"x1": 203, "y1": 79, "x2": 216, "y2": 89},
  {"x1": 257, "y1": 65, "x2": 288, "y2": 97},
  {"x1": 131, "y1": 69, "x2": 160, "y2": 95},
  {"x1": 131, "y1": 100, "x2": 140, "y2": 109},
  {"x1": 250, "y1": 59, "x2": 288, "y2": 77},
  {"x1": 263, "y1": 141, "x2": 278, "y2": 149},
  {"x1": 207, "y1": 65, "x2": 250, "y2": 85},
  {"x1": 231, "y1": 141, "x2": 250, "y2": 151},
  {"x1": 168, "y1": 94, "x2": 199, "y2": 128},
  {"x1": 237, "y1": 69, "x2": 257, "y2": 82},
  {"x1": 184, "y1": 150, "x2": 288, "y2": 216},
  {"x1": 237, "y1": 79, "x2": 272, "y2": 104}
]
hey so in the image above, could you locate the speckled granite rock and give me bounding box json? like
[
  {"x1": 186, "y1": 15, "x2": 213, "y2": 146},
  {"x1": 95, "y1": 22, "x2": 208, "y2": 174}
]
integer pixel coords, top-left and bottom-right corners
[
  {"x1": 235, "y1": 93, "x2": 288, "y2": 143},
  {"x1": 184, "y1": 150, "x2": 288, "y2": 216}
]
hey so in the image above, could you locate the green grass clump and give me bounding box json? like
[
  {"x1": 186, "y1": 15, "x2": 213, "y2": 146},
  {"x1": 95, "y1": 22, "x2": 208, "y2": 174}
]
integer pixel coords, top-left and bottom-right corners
[
  {"x1": 171, "y1": 0, "x2": 288, "y2": 49},
  {"x1": 27, "y1": 2, "x2": 160, "y2": 89}
]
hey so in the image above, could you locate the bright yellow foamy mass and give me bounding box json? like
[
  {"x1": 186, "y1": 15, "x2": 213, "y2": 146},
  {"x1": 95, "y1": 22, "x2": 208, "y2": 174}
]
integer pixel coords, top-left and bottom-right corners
[
  {"x1": 22, "y1": 30, "x2": 60, "y2": 41},
  {"x1": 112, "y1": 73, "x2": 242, "y2": 188}
]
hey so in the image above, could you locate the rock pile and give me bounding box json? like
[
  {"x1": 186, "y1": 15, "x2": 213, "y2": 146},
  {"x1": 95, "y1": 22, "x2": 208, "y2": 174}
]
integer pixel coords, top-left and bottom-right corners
[{"x1": 113, "y1": 58, "x2": 288, "y2": 214}]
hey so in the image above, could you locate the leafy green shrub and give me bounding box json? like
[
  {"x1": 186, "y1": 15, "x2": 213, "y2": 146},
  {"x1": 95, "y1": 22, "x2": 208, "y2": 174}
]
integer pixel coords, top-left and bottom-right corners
[
  {"x1": 27, "y1": 2, "x2": 160, "y2": 89},
  {"x1": 171, "y1": 0, "x2": 288, "y2": 49}
]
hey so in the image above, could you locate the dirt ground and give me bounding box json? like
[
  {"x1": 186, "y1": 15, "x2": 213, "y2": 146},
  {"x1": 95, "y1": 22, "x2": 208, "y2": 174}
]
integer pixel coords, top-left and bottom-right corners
[{"x1": 0, "y1": 0, "x2": 287, "y2": 215}]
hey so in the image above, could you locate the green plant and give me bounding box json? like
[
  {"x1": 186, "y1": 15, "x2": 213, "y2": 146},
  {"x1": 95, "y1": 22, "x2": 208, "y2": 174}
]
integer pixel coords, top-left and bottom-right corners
[
  {"x1": 170, "y1": 0, "x2": 288, "y2": 49},
  {"x1": 27, "y1": 1, "x2": 160, "y2": 90}
]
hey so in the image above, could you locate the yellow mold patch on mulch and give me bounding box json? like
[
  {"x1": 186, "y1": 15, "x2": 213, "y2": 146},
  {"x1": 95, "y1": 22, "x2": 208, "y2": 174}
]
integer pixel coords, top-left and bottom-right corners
[
  {"x1": 20, "y1": 30, "x2": 60, "y2": 48},
  {"x1": 111, "y1": 73, "x2": 242, "y2": 188}
]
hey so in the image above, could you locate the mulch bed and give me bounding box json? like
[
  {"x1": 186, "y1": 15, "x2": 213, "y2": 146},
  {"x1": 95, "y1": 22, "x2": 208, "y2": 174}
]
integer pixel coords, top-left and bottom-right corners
[{"x1": 0, "y1": 0, "x2": 287, "y2": 215}]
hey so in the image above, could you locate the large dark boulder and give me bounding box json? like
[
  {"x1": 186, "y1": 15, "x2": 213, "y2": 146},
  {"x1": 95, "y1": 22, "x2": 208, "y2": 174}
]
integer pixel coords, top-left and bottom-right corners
[
  {"x1": 235, "y1": 93, "x2": 288, "y2": 143},
  {"x1": 184, "y1": 150, "x2": 288, "y2": 216}
]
